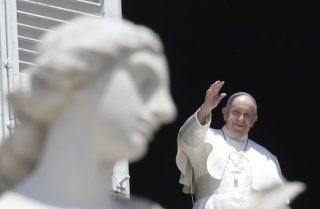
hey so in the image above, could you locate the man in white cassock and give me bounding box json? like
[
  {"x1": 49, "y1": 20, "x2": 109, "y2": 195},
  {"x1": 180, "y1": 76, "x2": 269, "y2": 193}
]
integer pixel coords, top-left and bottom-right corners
[{"x1": 176, "y1": 80, "x2": 290, "y2": 209}]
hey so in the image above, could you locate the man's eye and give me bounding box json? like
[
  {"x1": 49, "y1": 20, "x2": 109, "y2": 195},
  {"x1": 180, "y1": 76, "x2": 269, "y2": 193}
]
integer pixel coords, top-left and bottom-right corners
[{"x1": 231, "y1": 111, "x2": 240, "y2": 116}]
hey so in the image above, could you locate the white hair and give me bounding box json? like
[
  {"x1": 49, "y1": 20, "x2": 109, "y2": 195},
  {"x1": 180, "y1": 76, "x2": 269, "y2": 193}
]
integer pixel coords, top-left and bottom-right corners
[{"x1": 225, "y1": 91, "x2": 258, "y2": 114}]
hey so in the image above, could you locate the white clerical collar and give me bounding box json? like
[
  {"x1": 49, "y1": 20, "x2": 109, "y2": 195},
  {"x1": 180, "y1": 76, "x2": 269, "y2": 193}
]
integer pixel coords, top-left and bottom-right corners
[
  {"x1": 222, "y1": 125, "x2": 248, "y2": 151},
  {"x1": 222, "y1": 125, "x2": 248, "y2": 141}
]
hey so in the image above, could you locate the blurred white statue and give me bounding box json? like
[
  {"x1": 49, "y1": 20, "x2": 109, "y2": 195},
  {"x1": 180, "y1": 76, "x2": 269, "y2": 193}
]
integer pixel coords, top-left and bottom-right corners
[
  {"x1": 0, "y1": 16, "x2": 176, "y2": 209},
  {"x1": 241, "y1": 181, "x2": 305, "y2": 209}
]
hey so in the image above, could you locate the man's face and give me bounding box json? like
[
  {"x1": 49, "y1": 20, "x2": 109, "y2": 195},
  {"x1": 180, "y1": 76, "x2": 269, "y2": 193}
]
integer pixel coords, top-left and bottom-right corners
[{"x1": 223, "y1": 95, "x2": 257, "y2": 140}]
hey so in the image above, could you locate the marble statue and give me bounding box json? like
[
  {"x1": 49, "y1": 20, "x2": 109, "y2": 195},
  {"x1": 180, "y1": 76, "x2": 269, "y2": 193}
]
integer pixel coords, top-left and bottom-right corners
[{"x1": 0, "y1": 16, "x2": 176, "y2": 209}]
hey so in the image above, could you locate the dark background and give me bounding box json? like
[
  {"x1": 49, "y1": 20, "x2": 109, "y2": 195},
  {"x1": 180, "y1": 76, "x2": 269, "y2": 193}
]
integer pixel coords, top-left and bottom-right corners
[{"x1": 122, "y1": 1, "x2": 319, "y2": 209}]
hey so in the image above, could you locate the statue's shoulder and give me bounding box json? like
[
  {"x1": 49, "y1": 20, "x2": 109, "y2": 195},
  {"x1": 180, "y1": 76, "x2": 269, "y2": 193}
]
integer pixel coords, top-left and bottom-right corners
[
  {"x1": 116, "y1": 195, "x2": 166, "y2": 209},
  {"x1": 0, "y1": 191, "x2": 47, "y2": 209}
]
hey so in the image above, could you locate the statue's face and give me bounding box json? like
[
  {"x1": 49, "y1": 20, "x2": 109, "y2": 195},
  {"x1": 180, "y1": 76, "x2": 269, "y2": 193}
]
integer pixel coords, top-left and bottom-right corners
[{"x1": 72, "y1": 50, "x2": 177, "y2": 162}]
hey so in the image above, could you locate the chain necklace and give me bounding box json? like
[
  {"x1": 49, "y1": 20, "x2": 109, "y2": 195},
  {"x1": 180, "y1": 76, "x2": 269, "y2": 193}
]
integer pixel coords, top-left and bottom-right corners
[{"x1": 221, "y1": 129, "x2": 248, "y2": 187}]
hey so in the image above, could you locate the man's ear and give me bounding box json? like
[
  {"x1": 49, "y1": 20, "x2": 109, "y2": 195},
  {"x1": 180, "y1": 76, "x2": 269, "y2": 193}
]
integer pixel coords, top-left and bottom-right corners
[
  {"x1": 251, "y1": 115, "x2": 258, "y2": 127},
  {"x1": 222, "y1": 107, "x2": 227, "y2": 121}
]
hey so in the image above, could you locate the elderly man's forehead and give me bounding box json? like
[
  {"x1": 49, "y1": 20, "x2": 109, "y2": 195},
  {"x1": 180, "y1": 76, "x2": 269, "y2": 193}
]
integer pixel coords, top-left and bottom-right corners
[{"x1": 234, "y1": 95, "x2": 254, "y2": 101}]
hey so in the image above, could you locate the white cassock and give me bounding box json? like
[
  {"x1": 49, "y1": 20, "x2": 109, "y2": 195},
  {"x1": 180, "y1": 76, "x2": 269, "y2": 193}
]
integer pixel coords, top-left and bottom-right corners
[{"x1": 176, "y1": 111, "x2": 285, "y2": 209}]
